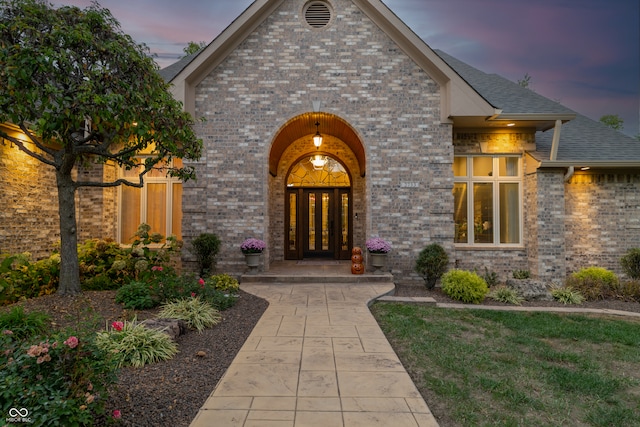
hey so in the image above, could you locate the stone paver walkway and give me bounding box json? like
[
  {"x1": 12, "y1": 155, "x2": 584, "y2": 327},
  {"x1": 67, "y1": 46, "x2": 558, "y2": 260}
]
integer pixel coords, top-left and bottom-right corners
[{"x1": 190, "y1": 283, "x2": 439, "y2": 427}]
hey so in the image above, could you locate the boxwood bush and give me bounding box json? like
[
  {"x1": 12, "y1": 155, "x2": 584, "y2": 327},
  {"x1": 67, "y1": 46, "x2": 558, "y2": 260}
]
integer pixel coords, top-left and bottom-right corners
[
  {"x1": 441, "y1": 270, "x2": 489, "y2": 304},
  {"x1": 415, "y1": 243, "x2": 449, "y2": 289}
]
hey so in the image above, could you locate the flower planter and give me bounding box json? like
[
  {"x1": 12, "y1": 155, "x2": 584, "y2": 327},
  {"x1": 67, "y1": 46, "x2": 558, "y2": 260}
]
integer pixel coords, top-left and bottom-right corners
[
  {"x1": 244, "y1": 253, "x2": 262, "y2": 274},
  {"x1": 369, "y1": 252, "x2": 387, "y2": 274}
]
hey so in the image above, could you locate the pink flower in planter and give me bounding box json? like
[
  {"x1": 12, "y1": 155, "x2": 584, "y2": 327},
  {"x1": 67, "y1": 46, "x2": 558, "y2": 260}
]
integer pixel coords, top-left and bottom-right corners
[
  {"x1": 111, "y1": 321, "x2": 124, "y2": 331},
  {"x1": 198, "y1": 278, "x2": 205, "y2": 287},
  {"x1": 151, "y1": 266, "x2": 163, "y2": 272},
  {"x1": 191, "y1": 292, "x2": 196, "y2": 298},
  {"x1": 64, "y1": 336, "x2": 79, "y2": 349},
  {"x1": 112, "y1": 410, "x2": 122, "y2": 419}
]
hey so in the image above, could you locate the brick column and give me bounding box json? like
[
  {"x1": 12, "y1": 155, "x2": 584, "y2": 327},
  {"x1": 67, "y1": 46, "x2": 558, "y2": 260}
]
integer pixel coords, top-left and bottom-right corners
[{"x1": 529, "y1": 168, "x2": 566, "y2": 281}]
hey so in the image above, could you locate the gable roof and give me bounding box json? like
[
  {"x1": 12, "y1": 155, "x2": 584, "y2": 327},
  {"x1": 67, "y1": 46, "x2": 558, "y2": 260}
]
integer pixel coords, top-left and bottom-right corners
[
  {"x1": 435, "y1": 50, "x2": 640, "y2": 167},
  {"x1": 165, "y1": 0, "x2": 496, "y2": 122},
  {"x1": 160, "y1": 0, "x2": 640, "y2": 169}
]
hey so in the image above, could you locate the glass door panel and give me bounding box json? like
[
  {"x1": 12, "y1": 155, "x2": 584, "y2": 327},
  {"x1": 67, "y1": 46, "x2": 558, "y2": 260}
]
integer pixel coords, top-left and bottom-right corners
[
  {"x1": 341, "y1": 193, "x2": 349, "y2": 252},
  {"x1": 308, "y1": 193, "x2": 316, "y2": 251},
  {"x1": 289, "y1": 193, "x2": 297, "y2": 252},
  {"x1": 286, "y1": 188, "x2": 351, "y2": 260},
  {"x1": 322, "y1": 193, "x2": 330, "y2": 251}
]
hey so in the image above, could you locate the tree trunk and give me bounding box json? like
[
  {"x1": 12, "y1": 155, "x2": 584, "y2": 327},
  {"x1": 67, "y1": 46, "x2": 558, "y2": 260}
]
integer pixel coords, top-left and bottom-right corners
[{"x1": 55, "y1": 170, "x2": 81, "y2": 295}]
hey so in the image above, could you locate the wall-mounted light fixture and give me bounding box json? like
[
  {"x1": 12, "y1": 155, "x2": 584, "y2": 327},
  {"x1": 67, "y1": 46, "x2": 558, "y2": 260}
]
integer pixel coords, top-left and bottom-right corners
[{"x1": 313, "y1": 121, "x2": 323, "y2": 148}]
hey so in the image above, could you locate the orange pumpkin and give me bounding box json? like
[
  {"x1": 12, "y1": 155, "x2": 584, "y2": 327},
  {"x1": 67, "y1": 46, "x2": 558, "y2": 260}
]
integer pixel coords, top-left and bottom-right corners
[{"x1": 351, "y1": 247, "x2": 364, "y2": 274}]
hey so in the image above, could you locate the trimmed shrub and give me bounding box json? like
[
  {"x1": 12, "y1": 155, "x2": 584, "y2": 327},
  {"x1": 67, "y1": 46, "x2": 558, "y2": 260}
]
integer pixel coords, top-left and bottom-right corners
[
  {"x1": 441, "y1": 270, "x2": 489, "y2": 304},
  {"x1": 415, "y1": 243, "x2": 449, "y2": 289},
  {"x1": 620, "y1": 248, "x2": 640, "y2": 279},
  {"x1": 115, "y1": 281, "x2": 156, "y2": 310},
  {"x1": 487, "y1": 286, "x2": 524, "y2": 305},
  {"x1": 158, "y1": 297, "x2": 222, "y2": 332},
  {"x1": 95, "y1": 319, "x2": 178, "y2": 368},
  {"x1": 0, "y1": 253, "x2": 59, "y2": 305},
  {"x1": 192, "y1": 233, "x2": 221, "y2": 276},
  {"x1": 551, "y1": 286, "x2": 584, "y2": 305},
  {"x1": 567, "y1": 267, "x2": 619, "y2": 301},
  {"x1": 208, "y1": 273, "x2": 240, "y2": 293}
]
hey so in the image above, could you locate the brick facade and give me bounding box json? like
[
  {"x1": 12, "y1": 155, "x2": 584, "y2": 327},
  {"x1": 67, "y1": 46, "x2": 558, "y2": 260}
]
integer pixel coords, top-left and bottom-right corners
[
  {"x1": 183, "y1": 0, "x2": 450, "y2": 282},
  {"x1": 0, "y1": 136, "x2": 117, "y2": 259},
  {"x1": 2, "y1": 0, "x2": 638, "y2": 287},
  {"x1": 565, "y1": 172, "x2": 640, "y2": 277},
  {"x1": 0, "y1": 138, "x2": 60, "y2": 259}
]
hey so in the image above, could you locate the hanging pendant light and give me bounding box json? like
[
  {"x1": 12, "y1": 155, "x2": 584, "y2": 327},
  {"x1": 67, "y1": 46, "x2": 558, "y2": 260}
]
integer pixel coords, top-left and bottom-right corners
[
  {"x1": 313, "y1": 121, "x2": 323, "y2": 148},
  {"x1": 310, "y1": 154, "x2": 327, "y2": 170}
]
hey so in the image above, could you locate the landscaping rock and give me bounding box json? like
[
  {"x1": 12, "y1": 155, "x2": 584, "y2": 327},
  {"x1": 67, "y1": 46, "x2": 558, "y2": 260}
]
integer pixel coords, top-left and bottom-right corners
[
  {"x1": 506, "y1": 278, "x2": 553, "y2": 301},
  {"x1": 141, "y1": 318, "x2": 188, "y2": 340}
]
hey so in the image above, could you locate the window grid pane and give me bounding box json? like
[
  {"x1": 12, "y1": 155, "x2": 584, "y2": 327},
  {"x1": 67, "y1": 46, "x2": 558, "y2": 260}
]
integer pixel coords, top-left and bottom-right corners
[
  {"x1": 473, "y1": 183, "x2": 493, "y2": 244},
  {"x1": 172, "y1": 183, "x2": 183, "y2": 240},
  {"x1": 500, "y1": 183, "x2": 520, "y2": 243},
  {"x1": 453, "y1": 183, "x2": 468, "y2": 243},
  {"x1": 121, "y1": 186, "x2": 141, "y2": 243},
  {"x1": 473, "y1": 157, "x2": 493, "y2": 177},
  {"x1": 147, "y1": 183, "x2": 167, "y2": 238}
]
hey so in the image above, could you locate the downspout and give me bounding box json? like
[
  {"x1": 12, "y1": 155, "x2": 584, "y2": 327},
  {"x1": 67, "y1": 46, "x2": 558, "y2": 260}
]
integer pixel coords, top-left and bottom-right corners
[{"x1": 564, "y1": 166, "x2": 575, "y2": 182}]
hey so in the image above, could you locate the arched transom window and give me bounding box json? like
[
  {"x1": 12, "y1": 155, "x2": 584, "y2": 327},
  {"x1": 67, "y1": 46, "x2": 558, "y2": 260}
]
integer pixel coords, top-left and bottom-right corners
[{"x1": 287, "y1": 155, "x2": 350, "y2": 187}]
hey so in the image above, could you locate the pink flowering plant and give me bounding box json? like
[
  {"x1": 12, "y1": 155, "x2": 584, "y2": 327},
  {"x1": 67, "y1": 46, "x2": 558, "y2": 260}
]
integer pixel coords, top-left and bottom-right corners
[
  {"x1": 0, "y1": 328, "x2": 118, "y2": 425},
  {"x1": 365, "y1": 237, "x2": 392, "y2": 254},
  {"x1": 241, "y1": 238, "x2": 266, "y2": 254}
]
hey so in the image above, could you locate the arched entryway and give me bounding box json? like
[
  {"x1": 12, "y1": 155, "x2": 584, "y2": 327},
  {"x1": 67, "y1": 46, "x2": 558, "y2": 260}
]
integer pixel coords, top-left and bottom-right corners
[
  {"x1": 268, "y1": 112, "x2": 366, "y2": 264},
  {"x1": 285, "y1": 155, "x2": 352, "y2": 260}
]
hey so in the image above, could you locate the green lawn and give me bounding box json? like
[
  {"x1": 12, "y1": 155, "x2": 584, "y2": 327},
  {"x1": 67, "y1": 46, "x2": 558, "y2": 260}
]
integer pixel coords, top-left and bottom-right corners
[{"x1": 371, "y1": 303, "x2": 640, "y2": 427}]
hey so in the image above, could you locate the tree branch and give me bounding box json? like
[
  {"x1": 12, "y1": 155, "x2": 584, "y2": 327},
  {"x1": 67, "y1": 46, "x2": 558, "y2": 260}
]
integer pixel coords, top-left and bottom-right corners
[
  {"x1": 0, "y1": 129, "x2": 57, "y2": 167},
  {"x1": 19, "y1": 123, "x2": 58, "y2": 157},
  {"x1": 75, "y1": 175, "x2": 144, "y2": 189}
]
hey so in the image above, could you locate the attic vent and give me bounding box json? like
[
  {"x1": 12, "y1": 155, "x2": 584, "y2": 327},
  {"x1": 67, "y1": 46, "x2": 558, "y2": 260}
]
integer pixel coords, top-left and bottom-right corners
[{"x1": 304, "y1": 2, "x2": 332, "y2": 28}]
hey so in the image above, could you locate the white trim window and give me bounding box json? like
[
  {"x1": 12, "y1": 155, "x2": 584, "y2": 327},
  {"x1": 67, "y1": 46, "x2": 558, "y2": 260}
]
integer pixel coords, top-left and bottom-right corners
[
  {"x1": 118, "y1": 158, "x2": 183, "y2": 243},
  {"x1": 453, "y1": 156, "x2": 522, "y2": 246}
]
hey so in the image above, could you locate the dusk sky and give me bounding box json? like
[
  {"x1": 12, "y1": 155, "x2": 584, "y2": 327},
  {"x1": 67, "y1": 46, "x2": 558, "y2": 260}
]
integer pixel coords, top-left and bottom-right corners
[{"x1": 61, "y1": 0, "x2": 639, "y2": 136}]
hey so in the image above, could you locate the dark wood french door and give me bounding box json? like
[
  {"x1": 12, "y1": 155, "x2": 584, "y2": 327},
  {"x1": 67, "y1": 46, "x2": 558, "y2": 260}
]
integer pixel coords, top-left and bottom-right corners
[{"x1": 285, "y1": 188, "x2": 351, "y2": 260}]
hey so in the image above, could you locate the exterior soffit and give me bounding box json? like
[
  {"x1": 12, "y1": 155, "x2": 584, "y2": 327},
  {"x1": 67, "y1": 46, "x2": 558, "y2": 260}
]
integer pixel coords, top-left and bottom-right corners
[
  {"x1": 171, "y1": 0, "x2": 494, "y2": 120},
  {"x1": 269, "y1": 113, "x2": 366, "y2": 178}
]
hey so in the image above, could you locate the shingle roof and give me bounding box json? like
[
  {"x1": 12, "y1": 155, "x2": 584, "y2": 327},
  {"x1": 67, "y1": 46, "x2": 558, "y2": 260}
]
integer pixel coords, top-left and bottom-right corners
[
  {"x1": 435, "y1": 50, "x2": 574, "y2": 115},
  {"x1": 158, "y1": 50, "x2": 202, "y2": 82},
  {"x1": 158, "y1": 25, "x2": 639, "y2": 165},
  {"x1": 435, "y1": 50, "x2": 640, "y2": 163}
]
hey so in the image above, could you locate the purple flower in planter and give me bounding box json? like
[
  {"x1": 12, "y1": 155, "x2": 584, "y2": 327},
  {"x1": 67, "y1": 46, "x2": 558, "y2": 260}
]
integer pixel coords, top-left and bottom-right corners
[
  {"x1": 241, "y1": 238, "x2": 266, "y2": 254},
  {"x1": 366, "y1": 237, "x2": 391, "y2": 254}
]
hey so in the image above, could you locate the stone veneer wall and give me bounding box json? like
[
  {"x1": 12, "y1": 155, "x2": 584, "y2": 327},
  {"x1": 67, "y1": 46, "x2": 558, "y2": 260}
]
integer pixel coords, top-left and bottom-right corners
[
  {"x1": 565, "y1": 172, "x2": 640, "y2": 277},
  {"x1": 182, "y1": 0, "x2": 449, "y2": 282}
]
